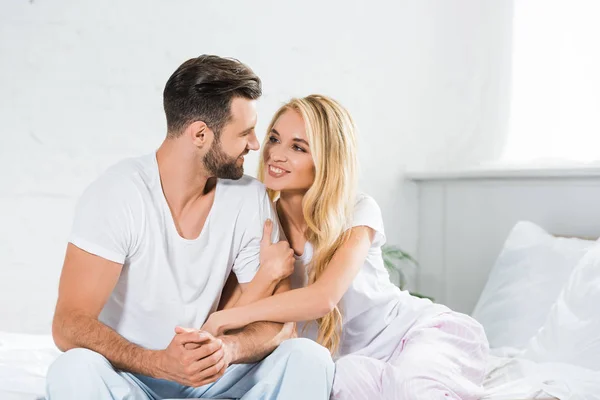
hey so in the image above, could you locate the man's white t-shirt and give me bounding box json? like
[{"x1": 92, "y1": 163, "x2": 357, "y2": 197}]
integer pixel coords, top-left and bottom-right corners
[
  {"x1": 289, "y1": 193, "x2": 447, "y2": 361},
  {"x1": 69, "y1": 153, "x2": 278, "y2": 350}
]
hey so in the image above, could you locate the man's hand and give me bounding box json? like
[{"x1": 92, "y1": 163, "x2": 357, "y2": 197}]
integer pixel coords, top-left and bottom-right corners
[
  {"x1": 154, "y1": 327, "x2": 227, "y2": 387},
  {"x1": 258, "y1": 219, "x2": 294, "y2": 281}
]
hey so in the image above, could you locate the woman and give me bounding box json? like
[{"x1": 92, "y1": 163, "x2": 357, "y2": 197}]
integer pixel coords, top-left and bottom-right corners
[{"x1": 203, "y1": 95, "x2": 489, "y2": 399}]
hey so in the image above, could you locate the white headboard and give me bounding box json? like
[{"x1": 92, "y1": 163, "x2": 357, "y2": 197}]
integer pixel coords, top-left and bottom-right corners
[{"x1": 407, "y1": 167, "x2": 600, "y2": 314}]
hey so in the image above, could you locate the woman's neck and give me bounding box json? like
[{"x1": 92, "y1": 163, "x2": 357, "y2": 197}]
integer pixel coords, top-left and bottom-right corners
[{"x1": 277, "y1": 191, "x2": 307, "y2": 241}]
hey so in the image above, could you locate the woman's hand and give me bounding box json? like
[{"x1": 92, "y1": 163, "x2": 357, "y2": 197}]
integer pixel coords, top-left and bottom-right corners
[
  {"x1": 259, "y1": 219, "x2": 295, "y2": 282},
  {"x1": 202, "y1": 311, "x2": 228, "y2": 337}
]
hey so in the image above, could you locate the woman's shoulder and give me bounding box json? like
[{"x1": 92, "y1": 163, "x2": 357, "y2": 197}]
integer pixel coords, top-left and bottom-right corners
[
  {"x1": 353, "y1": 193, "x2": 382, "y2": 216},
  {"x1": 351, "y1": 193, "x2": 386, "y2": 246}
]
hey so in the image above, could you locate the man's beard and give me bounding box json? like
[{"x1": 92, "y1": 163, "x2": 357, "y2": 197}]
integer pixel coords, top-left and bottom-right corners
[{"x1": 203, "y1": 139, "x2": 245, "y2": 180}]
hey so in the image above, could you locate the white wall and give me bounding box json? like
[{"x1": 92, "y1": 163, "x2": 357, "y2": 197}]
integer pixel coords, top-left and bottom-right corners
[{"x1": 0, "y1": 0, "x2": 513, "y2": 333}]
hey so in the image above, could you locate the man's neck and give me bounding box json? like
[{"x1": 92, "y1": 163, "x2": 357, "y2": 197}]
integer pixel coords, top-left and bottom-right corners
[{"x1": 156, "y1": 139, "x2": 214, "y2": 217}]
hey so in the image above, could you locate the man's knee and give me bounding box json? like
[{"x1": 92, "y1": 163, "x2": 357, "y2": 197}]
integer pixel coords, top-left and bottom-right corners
[
  {"x1": 278, "y1": 338, "x2": 332, "y2": 360},
  {"x1": 277, "y1": 338, "x2": 334, "y2": 371},
  {"x1": 47, "y1": 348, "x2": 111, "y2": 383}
]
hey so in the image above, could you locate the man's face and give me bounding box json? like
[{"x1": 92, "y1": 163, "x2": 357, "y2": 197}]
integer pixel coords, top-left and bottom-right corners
[{"x1": 203, "y1": 97, "x2": 259, "y2": 179}]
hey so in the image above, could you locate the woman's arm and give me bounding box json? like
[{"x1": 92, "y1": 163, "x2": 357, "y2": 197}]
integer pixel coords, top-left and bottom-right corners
[
  {"x1": 218, "y1": 219, "x2": 294, "y2": 311},
  {"x1": 236, "y1": 272, "x2": 291, "y2": 308},
  {"x1": 217, "y1": 273, "x2": 243, "y2": 310},
  {"x1": 218, "y1": 270, "x2": 289, "y2": 311},
  {"x1": 202, "y1": 226, "x2": 374, "y2": 336}
]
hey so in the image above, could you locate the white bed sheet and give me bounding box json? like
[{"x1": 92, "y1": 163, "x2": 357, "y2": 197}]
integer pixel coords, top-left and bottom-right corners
[
  {"x1": 0, "y1": 390, "x2": 44, "y2": 400},
  {"x1": 3, "y1": 333, "x2": 599, "y2": 400},
  {"x1": 483, "y1": 347, "x2": 600, "y2": 400},
  {"x1": 0, "y1": 332, "x2": 59, "y2": 400}
]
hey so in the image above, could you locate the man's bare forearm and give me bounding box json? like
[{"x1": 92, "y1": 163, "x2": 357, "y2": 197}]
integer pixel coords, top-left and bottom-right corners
[
  {"x1": 53, "y1": 312, "x2": 161, "y2": 377},
  {"x1": 220, "y1": 279, "x2": 294, "y2": 364},
  {"x1": 221, "y1": 320, "x2": 291, "y2": 364}
]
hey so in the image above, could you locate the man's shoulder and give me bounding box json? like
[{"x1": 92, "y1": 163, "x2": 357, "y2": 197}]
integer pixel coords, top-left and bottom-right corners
[
  {"x1": 105, "y1": 154, "x2": 154, "y2": 181},
  {"x1": 218, "y1": 175, "x2": 268, "y2": 198},
  {"x1": 81, "y1": 154, "x2": 154, "y2": 200},
  {"x1": 216, "y1": 176, "x2": 273, "y2": 220}
]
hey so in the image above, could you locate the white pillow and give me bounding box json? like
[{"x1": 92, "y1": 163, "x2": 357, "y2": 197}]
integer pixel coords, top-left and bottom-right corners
[
  {"x1": 472, "y1": 221, "x2": 595, "y2": 349},
  {"x1": 524, "y1": 243, "x2": 600, "y2": 370}
]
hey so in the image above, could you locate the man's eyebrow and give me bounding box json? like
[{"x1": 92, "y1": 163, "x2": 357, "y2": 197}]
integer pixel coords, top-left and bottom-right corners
[{"x1": 239, "y1": 126, "x2": 255, "y2": 135}]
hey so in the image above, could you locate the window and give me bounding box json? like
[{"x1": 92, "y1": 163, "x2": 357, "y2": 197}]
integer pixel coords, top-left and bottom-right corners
[{"x1": 502, "y1": 0, "x2": 600, "y2": 164}]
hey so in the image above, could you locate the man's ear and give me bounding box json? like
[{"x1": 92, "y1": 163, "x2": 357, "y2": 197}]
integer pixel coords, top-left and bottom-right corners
[{"x1": 186, "y1": 121, "x2": 214, "y2": 148}]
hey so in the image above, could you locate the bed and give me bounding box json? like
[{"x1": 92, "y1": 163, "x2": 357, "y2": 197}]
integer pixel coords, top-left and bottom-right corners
[
  {"x1": 408, "y1": 167, "x2": 600, "y2": 400},
  {"x1": 0, "y1": 332, "x2": 57, "y2": 400},
  {"x1": 0, "y1": 325, "x2": 585, "y2": 400},
  {"x1": 0, "y1": 331, "x2": 571, "y2": 400}
]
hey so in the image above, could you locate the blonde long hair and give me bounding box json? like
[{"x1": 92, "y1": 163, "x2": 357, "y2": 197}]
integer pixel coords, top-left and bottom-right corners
[{"x1": 257, "y1": 95, "x2": 358, "y2": 355}]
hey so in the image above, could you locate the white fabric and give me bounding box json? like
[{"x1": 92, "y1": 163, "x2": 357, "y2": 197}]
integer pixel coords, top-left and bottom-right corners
[
  {"x1": 483, "y1": 347, "x2": 600, "y2": 400},
  {"x1": 46, "y1": 340, "x2": 333, "y2": 400},
  {"x1": 289, "y1": 193, "x2": 446, "y2": 360},
  {"x1": 70, "y1": 153, "x2": 278, "y2": 350},
  {"x1": 471, "y1": 221, "x2": 595, "y2": 349},
  {"x1": 0, "y1": 331, "x2": 236, "y2": 400},
  {"x1": 0, "y1": 392, "x2": 44, "y2": 400},
  {"x1": 524, "y1": 243, "x2": 600, "y2": 371},
  {"x1": 331, "y1": 311, "x2": 488, "y2": 400},
  {"x1": 0, "y1": 332, "x2": 59, "y2": 399}
]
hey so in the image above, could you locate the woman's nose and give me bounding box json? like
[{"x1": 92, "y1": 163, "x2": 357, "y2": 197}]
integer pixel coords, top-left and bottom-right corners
[{"x1": 270, "y1": 149, "x2": 286, "y2": 162}]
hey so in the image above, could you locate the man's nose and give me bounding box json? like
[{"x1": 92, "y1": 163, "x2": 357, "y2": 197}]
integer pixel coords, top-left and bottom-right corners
[{"x1": 247, "y1": 132, "x2": 260, "y2": 151}]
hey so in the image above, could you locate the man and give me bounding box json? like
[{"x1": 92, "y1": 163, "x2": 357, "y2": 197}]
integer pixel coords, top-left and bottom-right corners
[{"x1": 47, "y1": 55, "x2": 334, "y2": 399}]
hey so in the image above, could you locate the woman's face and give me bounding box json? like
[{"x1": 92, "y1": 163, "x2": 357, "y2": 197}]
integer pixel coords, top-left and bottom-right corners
[{"x1": 262, "y1": 109, "x2": 316, "y2": 193}]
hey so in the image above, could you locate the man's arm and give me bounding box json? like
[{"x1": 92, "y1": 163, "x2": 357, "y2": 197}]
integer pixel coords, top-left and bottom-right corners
[
  {"x1": 231, "y1": 220, "x2": 292, "y2": 308},
  {"x1": 219, "y1": 219, "x2": 293, "y2": 311},
  {"x1": 54, "y1": 244, "x2": 226, "y2": 387},
  {"x1": 207, "y1": 219, "x2": 296, "y2": 364},
  {"x1": 219, "y1": 279, "x2": 295, "y2": 364},
  {"x1": 53, "y1": 243, "x2": 159, "y2": 375}
]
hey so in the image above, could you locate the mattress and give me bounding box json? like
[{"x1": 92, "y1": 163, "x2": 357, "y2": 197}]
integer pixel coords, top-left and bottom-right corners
[
  {"x1": 483, "y1": 347, "x2": 600, "y2": 400},
  {"x1": 0, "y1": 332, "x2": 58, "y2": 399},
  {"x1": 1, "y1": 332, "x2": 595, "y2": 400}
]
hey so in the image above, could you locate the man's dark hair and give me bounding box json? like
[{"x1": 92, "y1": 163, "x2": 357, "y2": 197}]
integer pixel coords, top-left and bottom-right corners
[{"x1": 163, "y1": 55, "x2": 262, "y2": 138}]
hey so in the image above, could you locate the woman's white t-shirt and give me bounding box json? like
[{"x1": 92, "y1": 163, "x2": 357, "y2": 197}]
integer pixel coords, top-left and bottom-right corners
[{"x1": 288, "y1": 193, "x2": 447, "y2": 361}]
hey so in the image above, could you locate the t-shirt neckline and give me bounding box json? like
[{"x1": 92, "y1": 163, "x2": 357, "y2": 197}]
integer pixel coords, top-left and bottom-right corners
[{"x1": 152, "y1": 152, "x2": 220, "y2": 244}]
